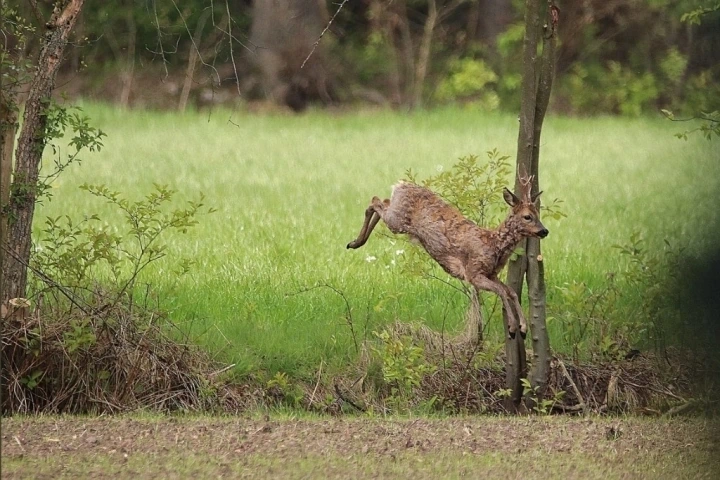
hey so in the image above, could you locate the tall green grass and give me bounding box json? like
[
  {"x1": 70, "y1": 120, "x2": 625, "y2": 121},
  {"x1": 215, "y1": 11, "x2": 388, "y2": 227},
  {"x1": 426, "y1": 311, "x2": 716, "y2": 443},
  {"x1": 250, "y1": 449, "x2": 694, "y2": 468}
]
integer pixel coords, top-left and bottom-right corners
[{"x1": 36, "y1": 103, "x2": 719, "y2": 377}]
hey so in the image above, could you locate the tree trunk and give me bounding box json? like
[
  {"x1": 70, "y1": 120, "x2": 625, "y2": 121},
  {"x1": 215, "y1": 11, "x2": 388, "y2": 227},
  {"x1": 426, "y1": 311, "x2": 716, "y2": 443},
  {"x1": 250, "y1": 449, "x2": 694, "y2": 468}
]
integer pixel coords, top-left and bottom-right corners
[
  {"x1": 1, "y1": 0, "x2": 86, "y2": 305},
  {"x1": 0, "y1": 87, "x2": 17, "y2": 257},
  {"x1": 250, "y1": 0, "x2": 329, "y2": 110},
  {"x1": 411, "y1": 0, "x2": 438, "y2": 109},
  {"x1": 503, "y1": 305, "x2": 527, "y2": 412},
  {"x1": 119, "y1": 7, "x2": 136, "y2": 108},
  {"x1": 504, "y1": 0, "x2": 543, "y2": 410},
  {"x1": 473, "y1": 0, "x2": 513, "y2": 46},
  {"x1": 395, "y1": 1, "x2": 415, "y2": 107},
  {"x1": 526, "y1": 1, "x2": 559, "y2": 402},
  {"x1": 1, "y1": 51, "x2": 19, "y2": 311},
  {"x1": 178, "y1": 9, "x2": 212, "y2": 112},
  {"x1": 526, "y1": 237, "x2": 548, "y2": 397}
]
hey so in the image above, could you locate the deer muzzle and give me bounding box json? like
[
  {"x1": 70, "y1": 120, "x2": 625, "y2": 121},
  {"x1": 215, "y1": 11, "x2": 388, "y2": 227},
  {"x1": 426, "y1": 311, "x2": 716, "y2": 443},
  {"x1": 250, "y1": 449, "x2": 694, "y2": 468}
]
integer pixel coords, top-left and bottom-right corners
[{"x1": 538, "y1": 228, "x2": 549, "y2": 238}]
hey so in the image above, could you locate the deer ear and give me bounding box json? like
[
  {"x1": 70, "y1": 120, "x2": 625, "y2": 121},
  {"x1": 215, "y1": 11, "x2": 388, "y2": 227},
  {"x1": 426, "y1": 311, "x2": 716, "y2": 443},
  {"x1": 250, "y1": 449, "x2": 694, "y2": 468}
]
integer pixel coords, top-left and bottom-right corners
[
  {"x1": 503, "y1": 187, "x2": 519, "y2": 207},
  {"x1": 531, "y1": 190, "x2": 543, "y2": 204}
]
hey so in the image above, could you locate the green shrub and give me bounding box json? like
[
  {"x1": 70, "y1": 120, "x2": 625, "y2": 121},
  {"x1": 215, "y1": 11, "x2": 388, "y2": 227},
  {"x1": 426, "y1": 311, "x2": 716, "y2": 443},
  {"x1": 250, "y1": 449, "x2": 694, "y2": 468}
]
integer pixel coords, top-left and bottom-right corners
[
  {"x1": 564, "y1": 62, "x2": 660, "y2": 116},
  {"x1": 660, "y1": 47, "x2": 688, "y2": 87},
  {"x1": 435, "y1": 58, "x2": 500, "y2": 110},
  {"x1": 1, "y1": 185, "x2": 216, "y2": 414},
  {"x1": 550, "y1": 231, "x2": 692, "y2": 362},
  {"x1": 372, "y1": 329, "x2": 436, "y2": 412}
]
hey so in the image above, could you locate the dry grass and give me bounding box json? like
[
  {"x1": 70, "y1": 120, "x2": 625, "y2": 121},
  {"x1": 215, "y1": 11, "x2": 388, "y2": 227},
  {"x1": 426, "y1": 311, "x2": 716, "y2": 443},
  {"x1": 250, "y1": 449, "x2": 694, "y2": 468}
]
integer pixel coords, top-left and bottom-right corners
[
  {"x1": 2, "y1": 415, "x2": 718, "y2": 479},
  {"x1": 328, "y1": 322, "x2": 716, "y2": 416},
  {"x1": 1, "y1": 290, "x2": 225, "y2": 414}
]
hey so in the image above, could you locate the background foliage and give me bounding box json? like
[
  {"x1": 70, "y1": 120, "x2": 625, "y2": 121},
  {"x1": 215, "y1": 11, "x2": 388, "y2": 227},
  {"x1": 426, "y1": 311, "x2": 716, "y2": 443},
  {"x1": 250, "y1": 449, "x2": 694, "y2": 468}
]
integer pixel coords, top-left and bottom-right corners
[{"x1": 6, "y1": 0, "x2": 719, "y2": 115}]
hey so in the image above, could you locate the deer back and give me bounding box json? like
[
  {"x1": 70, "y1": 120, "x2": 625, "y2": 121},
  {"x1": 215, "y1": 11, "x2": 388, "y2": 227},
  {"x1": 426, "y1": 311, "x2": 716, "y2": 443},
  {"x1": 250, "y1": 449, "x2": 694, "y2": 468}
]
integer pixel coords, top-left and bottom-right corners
[{"x1": 385, "y1": 182, "x2": 486, "y2": 259}]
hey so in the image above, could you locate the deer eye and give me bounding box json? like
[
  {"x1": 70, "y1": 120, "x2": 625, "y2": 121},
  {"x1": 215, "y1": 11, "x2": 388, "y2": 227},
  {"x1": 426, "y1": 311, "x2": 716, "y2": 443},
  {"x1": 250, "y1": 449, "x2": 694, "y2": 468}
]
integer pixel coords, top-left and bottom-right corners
[{"x1": 523, "y1": 215, "x2": 532, "y2": 221}]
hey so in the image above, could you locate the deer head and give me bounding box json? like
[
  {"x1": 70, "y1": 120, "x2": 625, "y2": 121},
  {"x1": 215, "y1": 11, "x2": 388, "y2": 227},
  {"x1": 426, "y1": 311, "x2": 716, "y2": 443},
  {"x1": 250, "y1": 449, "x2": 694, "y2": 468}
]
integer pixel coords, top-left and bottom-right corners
[{"x1": 502, "y1": 176, "x2": 549, "y2": 239}]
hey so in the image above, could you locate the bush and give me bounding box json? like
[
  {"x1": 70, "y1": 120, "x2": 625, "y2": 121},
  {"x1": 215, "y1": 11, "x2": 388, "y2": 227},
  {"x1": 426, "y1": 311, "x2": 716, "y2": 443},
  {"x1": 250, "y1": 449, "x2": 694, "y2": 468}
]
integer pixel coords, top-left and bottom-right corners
[
  {"x1": 1, "y1": 185, "x2": 218, "y2": 414},
  {"x1": 435, "y1": 58, "x2": 500, "y2": 110},
  {"x1": 563, "y1": 62, "x2": 660, "y2": 116}
]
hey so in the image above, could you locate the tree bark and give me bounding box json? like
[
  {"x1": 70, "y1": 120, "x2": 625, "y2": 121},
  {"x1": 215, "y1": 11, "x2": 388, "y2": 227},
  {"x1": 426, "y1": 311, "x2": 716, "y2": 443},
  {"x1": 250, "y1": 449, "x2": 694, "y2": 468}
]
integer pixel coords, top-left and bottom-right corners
[
  {"x1": 119, "y1": 7, "x2": 136, "y2": 108},
  {"x1": 250, "y1": 0, "x2": 328, "y2": 109},
  {"x1": 0, "y1": 87, "x2": 17, "y2": 267},
  {"x1": 504, "y1": 0, "x2": 543, "y2": 410},
  {"x1": 1, "y1": 34, "x2": 18, "y2": 309},
  {"x1": 0, "y1": 96, "x2": 16, "y2": 314},
  {"x1": 178, "y1": 9, "x2": 212, "y2": 112},
  {"x1": 526, "y1": 1, "x2": 558, "y2": 402},
  {"x1": 395, "y1": 0, "x2": 415, "y2": 107},
  {"x1": 473, "y1": 0, "x2": 513, "y2": 46},
  {"x1": 411, "y1": 0, "x2": 438, "y2": 109},
  {"x1": 1, "y1": 0, "x2": 86, "y2": 305},
  {"x1": 503, "y1": 304, "x2": 527, "y2": 412}
]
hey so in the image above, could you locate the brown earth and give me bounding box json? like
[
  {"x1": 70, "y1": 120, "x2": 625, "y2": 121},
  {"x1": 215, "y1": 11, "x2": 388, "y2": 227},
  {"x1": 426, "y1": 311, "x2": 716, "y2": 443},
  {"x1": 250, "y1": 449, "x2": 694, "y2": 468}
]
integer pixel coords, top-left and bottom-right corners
[{"x1": 1, "y1": 415, "x2": 719, "y2": 479}]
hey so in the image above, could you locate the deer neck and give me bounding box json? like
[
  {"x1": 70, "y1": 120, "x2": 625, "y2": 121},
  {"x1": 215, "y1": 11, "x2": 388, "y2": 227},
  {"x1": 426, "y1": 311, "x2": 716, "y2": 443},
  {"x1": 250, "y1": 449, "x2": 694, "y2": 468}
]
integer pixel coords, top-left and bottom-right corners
[{"x1": 492, "y1": 217, "x2": 526, "y2": 269}]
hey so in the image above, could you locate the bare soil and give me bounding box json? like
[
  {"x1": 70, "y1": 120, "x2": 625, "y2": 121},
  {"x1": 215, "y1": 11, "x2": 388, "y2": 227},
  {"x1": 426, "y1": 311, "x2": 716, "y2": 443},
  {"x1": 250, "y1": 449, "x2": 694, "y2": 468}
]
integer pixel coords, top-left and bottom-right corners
[{"x1": 2, "y1": 415, "x2": 719, "y2": 479}]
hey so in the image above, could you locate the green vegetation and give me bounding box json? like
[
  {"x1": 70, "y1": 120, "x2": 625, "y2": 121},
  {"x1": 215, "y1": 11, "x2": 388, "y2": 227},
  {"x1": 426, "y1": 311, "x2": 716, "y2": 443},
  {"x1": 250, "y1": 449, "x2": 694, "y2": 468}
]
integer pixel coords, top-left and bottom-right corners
[{"x1": 33, "y1": 103, "x2": 718, "y2": 380}]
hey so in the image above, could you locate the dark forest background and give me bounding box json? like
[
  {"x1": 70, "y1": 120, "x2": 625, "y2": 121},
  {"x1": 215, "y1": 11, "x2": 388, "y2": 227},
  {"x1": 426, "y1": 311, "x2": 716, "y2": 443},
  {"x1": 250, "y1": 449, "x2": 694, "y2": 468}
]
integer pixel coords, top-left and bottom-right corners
[{"x1": 8, "y1": 0, "x2": 720, "y2": 114}]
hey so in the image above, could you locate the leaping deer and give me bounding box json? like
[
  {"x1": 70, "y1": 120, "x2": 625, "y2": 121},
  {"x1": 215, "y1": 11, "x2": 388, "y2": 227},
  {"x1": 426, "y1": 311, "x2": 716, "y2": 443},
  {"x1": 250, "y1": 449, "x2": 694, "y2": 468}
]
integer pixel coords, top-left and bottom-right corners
[{"x1": 347, "y1": 177, "x2": 548, "y2": 337}]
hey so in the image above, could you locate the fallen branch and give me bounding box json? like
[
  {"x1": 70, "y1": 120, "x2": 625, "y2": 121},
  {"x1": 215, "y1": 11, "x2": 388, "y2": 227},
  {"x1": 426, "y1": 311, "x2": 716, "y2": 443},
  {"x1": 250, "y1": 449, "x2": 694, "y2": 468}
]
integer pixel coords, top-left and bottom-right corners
[
  {"x1": 334, "y1": 383, "x2": 366, "y2": 412},
  {"x1": 557, "y1": 357, "x2": 587, "y2": 414},
  {"x1": 663, "y1": 398, "x2": 702, "y2": 418}
]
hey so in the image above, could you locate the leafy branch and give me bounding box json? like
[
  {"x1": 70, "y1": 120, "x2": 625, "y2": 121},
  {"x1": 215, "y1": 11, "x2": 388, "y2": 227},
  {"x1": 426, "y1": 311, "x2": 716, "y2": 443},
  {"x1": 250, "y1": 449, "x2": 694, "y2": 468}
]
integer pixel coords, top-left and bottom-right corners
[
  {"x1": 680, "y1": 2, "x2": 720, "y2": 25},
  {"x1": 661, "y1": 109, "x2": 719, "y2": 140}
]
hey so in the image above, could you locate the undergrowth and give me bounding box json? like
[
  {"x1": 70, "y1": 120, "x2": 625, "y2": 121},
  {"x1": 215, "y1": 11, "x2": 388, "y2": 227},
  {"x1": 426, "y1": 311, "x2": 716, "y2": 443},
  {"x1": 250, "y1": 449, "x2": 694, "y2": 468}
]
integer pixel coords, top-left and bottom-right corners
[{"x1": 1, "y1": 185, "x2": 219, "y2": 414}]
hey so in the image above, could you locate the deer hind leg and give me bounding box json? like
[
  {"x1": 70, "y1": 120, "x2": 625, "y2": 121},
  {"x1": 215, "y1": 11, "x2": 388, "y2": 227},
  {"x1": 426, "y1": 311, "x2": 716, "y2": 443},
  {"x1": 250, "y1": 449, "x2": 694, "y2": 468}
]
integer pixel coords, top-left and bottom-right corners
[
  {"x1": 470, "y1": 275, "x2": 522, "y2": 339},
  {"x1": 347, "y1": 197, "x2": 389, "y2": 249}
]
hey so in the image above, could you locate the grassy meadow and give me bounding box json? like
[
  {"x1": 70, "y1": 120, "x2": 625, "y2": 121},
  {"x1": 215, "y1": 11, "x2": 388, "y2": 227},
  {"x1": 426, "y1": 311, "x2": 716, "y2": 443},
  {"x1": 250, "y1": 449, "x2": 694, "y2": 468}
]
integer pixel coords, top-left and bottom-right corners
[{"x1": 36, "y1": 103, "x2": 719, "y2": 378}]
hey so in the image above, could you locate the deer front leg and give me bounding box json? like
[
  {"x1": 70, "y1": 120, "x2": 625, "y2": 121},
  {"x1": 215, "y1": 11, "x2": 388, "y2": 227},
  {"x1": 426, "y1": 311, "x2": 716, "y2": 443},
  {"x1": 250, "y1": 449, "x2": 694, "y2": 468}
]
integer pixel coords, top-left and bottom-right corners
[
  {"x1": 470, "y1": 275, "x2": 521, "y2": 338},
  {"x1": 501, "y1": 283, "x2": 527, "y2": 337},
  {"x1": 347, "y1": 197, "x2": 388, "y2": 249}
]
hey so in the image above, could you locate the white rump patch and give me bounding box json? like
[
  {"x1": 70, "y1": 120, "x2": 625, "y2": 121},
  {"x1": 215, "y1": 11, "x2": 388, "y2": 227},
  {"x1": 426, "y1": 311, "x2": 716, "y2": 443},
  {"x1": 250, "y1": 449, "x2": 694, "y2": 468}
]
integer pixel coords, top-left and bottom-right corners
[{"x1": 391, "y1": 180, "x2": 408, "y2": 197}]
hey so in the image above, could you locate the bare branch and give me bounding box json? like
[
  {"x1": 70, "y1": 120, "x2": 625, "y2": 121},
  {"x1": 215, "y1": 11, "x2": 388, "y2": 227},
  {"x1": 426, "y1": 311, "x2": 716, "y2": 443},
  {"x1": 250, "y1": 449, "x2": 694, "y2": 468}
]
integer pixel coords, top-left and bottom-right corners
[
  {"x1": 28, "y1": 0, "x2": 45, "y2": 27},
  {"x1": 301, "y1": 0, "x2": 349, "y2": 69},
  {"x1": 225, "y1": 0, "x2": 242, "y2": 97}
]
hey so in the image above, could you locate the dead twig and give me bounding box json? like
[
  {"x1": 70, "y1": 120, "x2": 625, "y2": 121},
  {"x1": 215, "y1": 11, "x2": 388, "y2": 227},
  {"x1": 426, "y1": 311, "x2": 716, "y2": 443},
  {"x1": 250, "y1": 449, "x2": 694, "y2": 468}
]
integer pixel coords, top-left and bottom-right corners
[
  {"x1": 334, "y1": 383, "x2": 366, "y2": 413},
  {"x1": 556, "y1": 357, "x2": 587, "y2": 414},
  {"x1": 301, "y1": 0, "x2": 349, "y2": 69}
]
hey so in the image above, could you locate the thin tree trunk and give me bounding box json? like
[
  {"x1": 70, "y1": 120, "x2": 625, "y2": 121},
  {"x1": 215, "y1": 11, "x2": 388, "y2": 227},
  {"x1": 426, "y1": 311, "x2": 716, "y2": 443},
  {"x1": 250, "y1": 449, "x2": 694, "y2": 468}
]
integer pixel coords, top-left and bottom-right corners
[
  {"x1": 503, "y1": 305, "x2": 527, "y2": 412},
  {"x1": 411, "y1": 0, "x2": 438, "y2": 109},
  {"x1": 526, "y1": 237, "x2": 547, "y2": 394},
  {"x1": 368, "y1": 0, "x2": 402, "y2": 105},
  {"x1": 1, "y1": 48, "x2": 18, "y2": 310},
  {"x1": 526, "y1": 1, "x2": 558, "y2": 402},
  {"x1": 179, "y1": 9, "x2": 211, "y2": 112},
  {"x1": 466, "y1": 0, "x2": 480, "y2": 40},
  {"x1": 504, "y1": 0, "x2": 543, "y2": 410},
  {"x1": 1, "y1": 0, "x2": 86, "y2": 305},
  {"x1": 120, "y1": 8, "x2": 136, "y2": 108},
  {"x1": 396, "y1": 1, "x2": 415, "y2": 107},
  {"x1": 0, "y1": 89, "x2": 17, "y2": 255}
]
